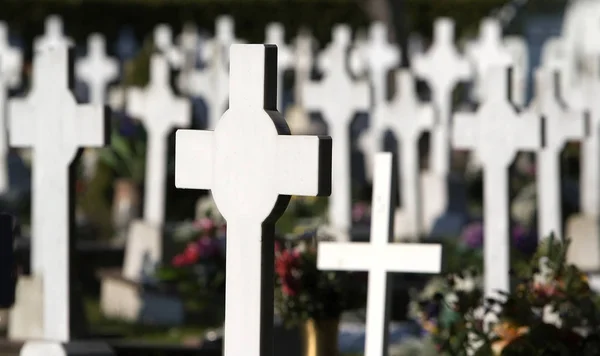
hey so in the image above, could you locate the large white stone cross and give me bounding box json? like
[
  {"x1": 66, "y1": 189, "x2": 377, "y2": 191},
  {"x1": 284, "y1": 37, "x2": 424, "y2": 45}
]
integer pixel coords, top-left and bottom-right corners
[
  {"x1": 318, "y1": 152, "x2": 441, "y2": 356},
  {"x1": 357, "y1": 22, "x2": 400, "y2": 182},
  {"x1": 413, "y1": 18, "x2": 472, "y2": 176},
  {"x1": 34, "y1": 15, "x2": 73, "y2": 51},
  {"x1": 127, "y1": 54, "x2": 191, "y2": 225},
  {"x1": 75, "y1": 33, "x2": 119, "y2": 105},
  {"x1": 453, "y1": 66, "x2": 543, "y2": 298},
  {"x1": 265, "y1": 22, "x2": 293, "y2": 112},
  {"x1": 304, "y1": 25, "x2": 369, "y2": 239},
  {"x1": 175, "y1": 44, "x2": 332, "y2": 356},
  {"x1": 465, "y1": 18, "x2": 512, "y2": 102},
  {"x1": 9, "y1": 45, "x2": 108, "y2": 341},
  {"x1": 0, "y1": 22, "x2": 23, "y2": 194},
  {"x1": 378, "y1": 70, "x2": 435, "y2": 239},
  {"x1": 534, "y1": 68, "x2": 588, "y2": 240}
]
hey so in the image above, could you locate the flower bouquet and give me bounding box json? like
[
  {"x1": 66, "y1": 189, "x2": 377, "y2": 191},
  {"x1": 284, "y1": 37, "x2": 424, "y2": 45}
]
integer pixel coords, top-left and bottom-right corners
[{"x1": 410, "y1": 235, "x2": 600, "y2": 355}]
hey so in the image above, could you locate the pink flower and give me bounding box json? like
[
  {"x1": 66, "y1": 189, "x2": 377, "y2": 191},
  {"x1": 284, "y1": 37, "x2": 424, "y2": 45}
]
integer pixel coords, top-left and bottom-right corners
[
  {"x1": 196, "y1": 235, "x2": 220, "y2": 259},
  {"x1": 183, "y1": 243, "x2": 200, "y2": 264},
  {"x1": 352, "y1": 202, "x2": 370, "y2": 222},
  {"x1": 172, "y1": 254, "x2": 187, "y2": 267}
]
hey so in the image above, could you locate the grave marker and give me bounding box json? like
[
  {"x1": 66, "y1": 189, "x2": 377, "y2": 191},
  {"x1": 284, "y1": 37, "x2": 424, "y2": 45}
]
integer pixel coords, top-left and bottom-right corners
[
  {"x1": 175, "y1": 44, "x2": 332, "y2": 356},
  {"x1": 504, "y1": 36, "x2": 529, "y2": 108},
  {"x1": 0, "y1": 22, "x2": 23, "y2": 194},
  {"x1": 534, "y1": 68, "x2": 588, "y2": 240},
  {"x1": 34, "y1": 15, "x2": 73, "y2": 51},
  {"x1": 318, "y1": 152, "x2": 441, "y2": 356},
  {"x1": 127, "y1": 54, "x2": 191, "y2": 225},
  {"x1": 265, "y1": 22, "x2": 293, "y2": 112},
  {"x1": 9, "y1": 44, "x2": 108, "y2": 341},
  {"x1": 357, "y1": 22, "x2": 400, "y2": 182},
  {"x1": 304, "y1": 25, "x2": 369, "y2": 239},
  {"x1": 176, "y1": 23, "x2": 200, "y2": 94},
  {"x1": 412, "y1": 18, "x2": 472, "y2": 232},
  {"x1": 154, "y1": 24, "x2": 184, "y2": 68},
  {"x1": 75, "y1": 34, "x2": 119, "y2": 105},
  {"x1": 377, "y1": 70, "x2": 435, "y2": 239},
  {"x1": 452, "y1": 65, "x2": 543, "y2": 298}
]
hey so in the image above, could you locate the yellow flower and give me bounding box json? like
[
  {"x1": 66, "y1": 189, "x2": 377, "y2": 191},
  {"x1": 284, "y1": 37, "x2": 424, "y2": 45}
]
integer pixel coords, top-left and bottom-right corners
[{"x1": 491, "y1": 322, "x2": 529, "y2": 355}]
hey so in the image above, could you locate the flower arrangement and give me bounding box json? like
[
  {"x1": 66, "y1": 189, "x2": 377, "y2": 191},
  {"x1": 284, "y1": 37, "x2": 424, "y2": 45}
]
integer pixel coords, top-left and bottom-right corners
[
  {"x1": 155, "y1": 215, "x2": 226, "y2": 313},
  {"x1": 410, "y1": 235, "x2": 600, "y2": 355},
  {"x1": 274, "y1": 232, "x2": 365, "y2": 327}
]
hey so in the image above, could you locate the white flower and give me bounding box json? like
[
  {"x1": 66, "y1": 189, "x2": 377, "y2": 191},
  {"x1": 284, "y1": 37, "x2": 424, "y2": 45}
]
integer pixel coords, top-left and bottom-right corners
[{"x1": 542, "y1": 304, "x2": 562, "y2": 328}]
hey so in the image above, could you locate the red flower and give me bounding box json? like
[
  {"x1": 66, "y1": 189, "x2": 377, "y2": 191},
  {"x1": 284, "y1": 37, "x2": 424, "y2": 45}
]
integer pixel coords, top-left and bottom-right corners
[
  {"x1": 183, "y1": 243, "x2": 200, "y2": 264},
  {"x1": 275, "y1": 249, "x2": 300, "y2": 278},
  {"x1": 172, "y1": 254, "x2": 187, "y2": 267}
]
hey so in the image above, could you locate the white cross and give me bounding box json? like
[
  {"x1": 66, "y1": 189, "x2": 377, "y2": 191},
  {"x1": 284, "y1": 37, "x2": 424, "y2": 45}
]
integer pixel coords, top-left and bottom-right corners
[
  {"x1": 175, "y1": 44, "x2": 332, "y2": 356},
  {"x1": 34, "y1": 15, "x2": 73, "y2": 51},
  {"x1": 154, "y1": 24, "x2": 184, "y2": 68},
  {"x1": 0, "y1": 22, "x2": 23, "y2": 194},
  {"x1": 504, "y1": 36, "x2": 529, "y2": 108},
  {"x1": 201, "y1": 15, "x2": 244, "y2": 66},
  {"x1": 533, "y1": 68, "x2": 588, "y2": 240},
  {"x1": 176, "y1": 23, "x2": 200, "y2": 94},
  {"x1": 376, "y1": 70, "x2": 435, "y2": 239},
  {"x1": 75, "y1": 33, "x2": 119, "y2": 105},
  {"x1": 318, "y1": 152, "x2": 441, "y2": 356},
  {"x1": 465, "y1": 18, "x2": 512, "y2": 102},
  {"x1": 357, "y1": 22, "x2": 401, "y2": 182},
  {"x1": 292, "y1": 29, "x2": 313, "y2": 107},
  {"x1": 304, "y1": 25, "x2": 369, "y2": 239},
  {"x1": 413, "y1": 18, "x2": 471, "y2": 176},
  {"x1": 580, "y1": 56, "x2": 600, "y2": 216},
  {"x1": 265, "y1": 22, "x2": 293, "y2": 112},
  {"x1": 127, "y1": 54, "x2": 191, "y2": 225},
  {"x1": 9, "y1": 44, "x2": 108, "y2": 342},
  {"x1": 452, "y1": 66, "x2": 543, "y2": 298}
]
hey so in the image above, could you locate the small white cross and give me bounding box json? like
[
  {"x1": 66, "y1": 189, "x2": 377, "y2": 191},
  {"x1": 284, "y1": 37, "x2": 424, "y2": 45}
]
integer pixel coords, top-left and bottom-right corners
[
  {"x1": 504, "y1": 37, "x2": 529, "y2": 108},
  {"x1": 580, "y1": 56, "x2": 600, "y2": 216},
  {"x1": 265, "y1": 22, "x2": 293, "y2": 112},
  {"x1": 34, "y1": 15, "x2": 73, "y2": 51},
  {"x1": 9, "y1": 44, "x2": 108, "y2": 342},
  {"x1": 127, "y1": 54, "x2": 191, "y2": 225},
  {"x1": 376, "y1": 70, "x2": 435, "y2": 239},
  {"x1": 413, "y1": 18, "x2": 472, "y2": 176},
  {"x1": 291, "y1": 28, "x2": 313, "y2": 107},
  {"x1": 154, "y1": 24, "x2": 184, "y2": 68},
  {"x1": 465, "y1": 18, "x2": 512, "y2": 102},
  {"x1": 318, "y1": 152, "x2": 441, "y2": 356},
  {"x1": 176, "y1": 23, "x2": 201, "y2": 94},
  {"x1": 357, "y1": 22, "x2": 401, "y2": 182},
  {"x1": 533, "y1": 68, "x2": 588, "y2": 240},
  {"x1": 452, "y1": 65, "x2": 543, "y2": 298},
  {"x1": 75, "y1": 33, "x2": 119, "y2": 105},
  {"x1": 304, "y1": 25, "x2": 369, "y2": 239},
  {"x1": 175, "y1": 44, "x2": 332, "y2": 356}
]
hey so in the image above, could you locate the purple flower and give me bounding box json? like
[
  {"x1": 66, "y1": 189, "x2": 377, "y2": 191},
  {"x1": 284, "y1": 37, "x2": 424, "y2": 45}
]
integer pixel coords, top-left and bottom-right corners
[
  {"x1": 512, "y1": 225, "x2": 537, "y2": 256},
  {"x1": 352, "y1": 202, "x2": 370, "y2": 222},
  {"x1": 196, "y1": 236, "x2": 220, "y2": 259},
  {"x1": 461, "y1": 222, "x2": 483, "y2": 249}
]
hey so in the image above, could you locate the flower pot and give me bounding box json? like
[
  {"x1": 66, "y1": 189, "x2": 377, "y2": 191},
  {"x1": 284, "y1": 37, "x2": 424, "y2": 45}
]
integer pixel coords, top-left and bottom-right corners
[
  {"x1": 301, "y1": 318, "x2": 339, "y2": 356},
  {"x1": 112, "y1": 178, "x2": 140, "y2": 243}
]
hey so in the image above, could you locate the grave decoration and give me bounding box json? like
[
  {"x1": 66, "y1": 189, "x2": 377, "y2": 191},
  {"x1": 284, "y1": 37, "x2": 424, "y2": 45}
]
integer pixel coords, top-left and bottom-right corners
[
  {"x1": 273, "y1": 233, "x2": 365, "y2": 356},
  {"x1": 409, "y1": 235, "x2": 600, "y2": 355}
]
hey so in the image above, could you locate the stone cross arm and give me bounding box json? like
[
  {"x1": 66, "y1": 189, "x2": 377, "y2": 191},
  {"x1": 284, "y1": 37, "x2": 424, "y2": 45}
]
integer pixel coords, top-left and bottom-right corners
[
  {"x1": 175, "y1": 129, "x2": 331, "y2": 197},
  {"x1": 318, "y1": 242, "x2": 441, "y2": 273}
]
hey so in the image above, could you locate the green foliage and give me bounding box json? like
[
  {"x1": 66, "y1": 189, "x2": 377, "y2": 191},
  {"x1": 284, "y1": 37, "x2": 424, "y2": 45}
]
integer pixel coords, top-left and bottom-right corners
[{"x1": 98, "y1": 129, "x2": 146, "y2": 184}]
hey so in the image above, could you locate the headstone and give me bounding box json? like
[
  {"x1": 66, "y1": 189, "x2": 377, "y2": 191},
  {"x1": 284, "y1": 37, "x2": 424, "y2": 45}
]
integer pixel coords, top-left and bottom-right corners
[
  {"x1": 174, "y1": 44, "x2": 332, "y2": 356},
  {"x1": 452, "y1": 65, "x2": 543, "y2": 298},
  {"x1": 376, "y1": 70, "x2": 435, "y2": 240},
  {"x1": 153, "y1": 24, "x2": 184, "y2": 68},
  {"x1": 75, "y1": 34, "x2": 118, "y2": 105},
  {"x1": 356, "y1": 22, "x2": 400, "y2": 182},
  {"x1": 284, "y1": 29, "x2": 324, "y2": 135},
  {"x1": 185, "y1": 16, "x2": 242, "y2": 129},
  {"x1": 175, "y1": 23, "x2": 200, "y2": 94},
  {"x1": 318, "y1": 152, "x2": 441, "y2": 356},
  {"x1": 0, "y1": 213, "x2": 15, "y2": 308},
  {"x1": 412, "y1": 18, "x2": 471, "y2": 232},
  {"x1": 304, "y1": 25, "x2": 369, "y2": 239},
  {"x1": 533, "y1": 68, "x2": 587, "y2": 240},
  {"x1": 8, "y1": 44, "x2": 109, "y2": 341},
  {"x1": 265, "y1": 23, "x2": 293, "y2": 112},
  {"x1": 99, "y1": 221, "x2": 184, "y2": 325},
  {"x1": 0, "y1": 22, "x2": 23, "y2": 194},
  {"x1": 126, "y1": 54, "x2": 191, "y2": 225},
  {"x1": 465, "y1": 18, "x2": 513, "y2": 103},
  {"x1": 34, "y1": 15, "x2": 73, "y2": 51},
  {"x1": 504, "y1": 36, "x2": 529, "y2": 108}
]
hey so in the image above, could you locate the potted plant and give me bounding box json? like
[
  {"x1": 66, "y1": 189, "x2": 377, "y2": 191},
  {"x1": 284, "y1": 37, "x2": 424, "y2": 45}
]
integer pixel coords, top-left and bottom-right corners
[
  {"x1": 98, "y1": 127, "x2": 146, "y2": 242},
  {"x1": 274, "y1": 233, "x2": 365, "y2": 356}
]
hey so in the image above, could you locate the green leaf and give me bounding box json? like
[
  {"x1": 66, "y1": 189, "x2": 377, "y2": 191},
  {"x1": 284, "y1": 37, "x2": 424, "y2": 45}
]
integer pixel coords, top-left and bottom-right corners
[{"x1": 111, "y1": 132, "x2": 134, "y2": 163}]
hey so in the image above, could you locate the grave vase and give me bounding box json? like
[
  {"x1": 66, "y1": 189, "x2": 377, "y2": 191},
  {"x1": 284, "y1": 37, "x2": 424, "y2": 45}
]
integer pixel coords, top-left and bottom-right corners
[
  {"x1": 112, "y1": 178, "x2": 140, "y2": 243},
  {"x1": 301, "y1": 318, "x2": 339, "y2": 356}
]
